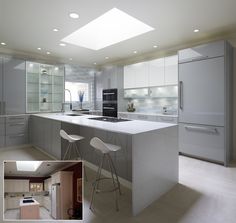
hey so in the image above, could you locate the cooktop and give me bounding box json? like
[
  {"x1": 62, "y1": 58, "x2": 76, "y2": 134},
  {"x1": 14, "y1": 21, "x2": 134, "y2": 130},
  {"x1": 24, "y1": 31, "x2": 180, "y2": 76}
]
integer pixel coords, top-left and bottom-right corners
[{"x1": 88, "y1": 117, "x2": 131, "y2": 123}]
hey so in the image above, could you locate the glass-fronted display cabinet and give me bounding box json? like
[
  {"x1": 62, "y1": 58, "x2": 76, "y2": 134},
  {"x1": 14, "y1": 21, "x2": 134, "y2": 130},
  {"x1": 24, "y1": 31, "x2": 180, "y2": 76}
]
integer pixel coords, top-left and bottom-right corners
[{"x1": 26, "y1": 62, "x2": 64, "y2": 113}]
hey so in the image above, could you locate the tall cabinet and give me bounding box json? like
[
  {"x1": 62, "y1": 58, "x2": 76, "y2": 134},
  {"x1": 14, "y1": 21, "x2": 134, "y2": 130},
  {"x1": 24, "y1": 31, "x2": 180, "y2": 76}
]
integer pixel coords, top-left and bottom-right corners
[
  {"x1": 0, "y1": 57, "x2": 26, "y2": 115},
  {"x1": 178, "y1": 40, "x2": 233, "y2": 165},
  {"x1": 26, "y1": 62, "x2": 64, "y2": 113}
]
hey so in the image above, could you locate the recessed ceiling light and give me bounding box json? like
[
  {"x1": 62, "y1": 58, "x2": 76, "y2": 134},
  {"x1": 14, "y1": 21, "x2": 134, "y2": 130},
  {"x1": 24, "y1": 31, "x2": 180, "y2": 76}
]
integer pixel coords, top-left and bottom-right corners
[
  {"x1": 133, "y1": 50, "x2": 137, "y2": 54},
  {"x1": 1, "y1": 42, "x2": 6, "y2": 46},
  {"x1": 93, "y1": 62, "x2": 97, "y2": 65},
  {"x1": 69, "y1": 58, "x2": 73, "y2": 60},
  {"x1": 69, "y1": 12, "x2": 79, "y2": 19},
  {"x1": 153, "y1": 45, "x2": 158, "y2": 48},
  {"x1": 46, "y1": 51, "x2": 51, "y2": 55},
  {"x1": 37, "y1": 47, "x2": 41, "y2": 50},
  {"x1": 59, "y1": 43, "x2": 66, "y2": 47},
  {"x1": 194, "y1": 29, "x2": 199, "y2": 33},
  {"x1": 54, "y1": 67, "x2": 58, "y2": 70},
  {"x1": 62, "y1": 8, "x2": 154, "y2": 50},
  {"x1": 105, "y1": 57, "x2": 109, "y2": 59},
  {"x1": 53, "y1": 28, "x2": 59, "y2": 32}
]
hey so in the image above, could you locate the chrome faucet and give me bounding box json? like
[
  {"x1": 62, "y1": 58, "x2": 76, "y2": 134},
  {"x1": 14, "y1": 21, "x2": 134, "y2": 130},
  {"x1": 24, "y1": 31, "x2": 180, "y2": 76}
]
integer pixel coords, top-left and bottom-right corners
[{"x1": 62, "y1": 89, "x2": 73, "y2": 112}]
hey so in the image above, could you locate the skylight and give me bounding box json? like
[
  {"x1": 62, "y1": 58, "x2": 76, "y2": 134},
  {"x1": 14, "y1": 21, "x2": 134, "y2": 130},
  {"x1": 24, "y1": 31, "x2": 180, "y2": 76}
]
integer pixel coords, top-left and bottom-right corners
[
  {"x1": 16, "y1": 161, "x2": 42, "y2": 172},
  {"x1": 61, "y1": 8, "x2": 154, "y2": 50}
]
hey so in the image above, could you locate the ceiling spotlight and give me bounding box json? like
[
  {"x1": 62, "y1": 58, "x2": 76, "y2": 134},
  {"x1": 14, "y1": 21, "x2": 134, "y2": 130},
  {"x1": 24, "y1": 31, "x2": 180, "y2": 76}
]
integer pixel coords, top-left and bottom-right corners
[
  {"x1": 59, "y1": 43, "x2": 66, "y2": 46},
  {"x1": 194, "y1": 29, "x2": 199, "y2": 33},
  {"x1": 69, "y1": 12, "x2": 79, "y2": 19},
  {"x1": 105, "y1": 57, "x2": 109, "y2": 59},
  {"x1": 53, "y1": 28, "x2": 59, "y2": 32},
  {"x1": 153, "y1": 45, "x2": 158, "y2": 48},
  {"x1": 1, "y1": 42, "x2": 6, "y2": 46},
  {"x1": 37, "y1": 47, "x2": 41, "y2": 50},
  {"x1": 133, "y1": 50, "x2": 137, "y2": 54},
  {"x1": 46, "y1": 51, "x2": 51, "y2": 55}
]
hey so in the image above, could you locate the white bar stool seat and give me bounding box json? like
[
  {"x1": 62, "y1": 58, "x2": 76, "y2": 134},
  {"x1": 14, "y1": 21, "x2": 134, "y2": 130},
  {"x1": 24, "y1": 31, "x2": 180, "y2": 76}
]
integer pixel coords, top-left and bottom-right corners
[
  {"x1": 60, "y1": 130, "x2": 87, "y2": 180},
  {"x1": 89, "y1": 137, "x2": 122, "y2": 211}
]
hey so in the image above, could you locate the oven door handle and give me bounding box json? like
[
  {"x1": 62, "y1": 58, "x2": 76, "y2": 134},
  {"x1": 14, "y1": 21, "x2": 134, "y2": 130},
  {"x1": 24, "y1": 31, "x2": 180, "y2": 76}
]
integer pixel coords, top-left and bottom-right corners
[{"x1": 103, "y1": 107, "x2": 115, "y2": 110}]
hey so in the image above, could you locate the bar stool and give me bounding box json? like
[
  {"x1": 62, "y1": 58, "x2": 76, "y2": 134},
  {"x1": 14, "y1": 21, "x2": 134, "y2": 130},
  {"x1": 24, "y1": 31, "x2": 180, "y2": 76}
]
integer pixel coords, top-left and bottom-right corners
[
  {"x1": 60, "y1": 130, "x2": 87, "y2": 180},
  {"x1": 89, "y1": 137, "x2": 122, "y2": 211}
]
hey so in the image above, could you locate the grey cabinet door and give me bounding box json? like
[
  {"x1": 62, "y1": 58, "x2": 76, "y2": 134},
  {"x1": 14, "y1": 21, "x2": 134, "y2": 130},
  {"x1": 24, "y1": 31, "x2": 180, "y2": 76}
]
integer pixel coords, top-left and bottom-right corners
[
  {"x1": 0, "y1": 57, "x2": 3, "y2": 115},
  {"x1": 3, "y1": 57, "x2": 26, "y2": 114},
  {"x1": 51, "y1": 120, "x2": 61, "y2": 159},
  {"x1": 43, "y1": 118, "x2": 52, "y2": 155}
]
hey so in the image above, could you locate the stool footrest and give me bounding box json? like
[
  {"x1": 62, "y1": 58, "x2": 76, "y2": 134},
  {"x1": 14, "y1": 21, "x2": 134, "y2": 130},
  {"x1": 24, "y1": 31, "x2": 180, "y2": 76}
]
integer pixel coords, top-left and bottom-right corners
[{"x1": 92, "y1": 177, "x2": 120, "y2": 193}]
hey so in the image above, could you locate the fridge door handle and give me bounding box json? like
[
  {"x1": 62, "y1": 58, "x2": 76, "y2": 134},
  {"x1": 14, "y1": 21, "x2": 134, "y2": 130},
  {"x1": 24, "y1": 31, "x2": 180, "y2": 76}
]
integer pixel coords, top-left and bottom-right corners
[
  {"x1": 185, "y1": 125, "x2": 218, "y2": 134},
  {"x1": 0, "y1": 102, "x2": 1, "y2": 115},
  {"x1": 179, "y1": 81, "x2": 183, "y2": 110},
  {"x1": 3, "y1": 101, "x2": 6, "y2": 115}
]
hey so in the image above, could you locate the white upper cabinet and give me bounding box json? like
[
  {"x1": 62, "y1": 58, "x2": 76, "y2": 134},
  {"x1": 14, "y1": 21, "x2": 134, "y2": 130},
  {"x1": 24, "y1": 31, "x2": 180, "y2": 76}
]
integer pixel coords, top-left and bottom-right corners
[
  {"x1": 178, "y1": 40, "x2": 224, "y2": 63},
  {"x1": 134, "y1": 62, "x2": 149, "y2": 88},
  {"x1": 124, "y1": 55, "x2": 178, "y2": 89},
  {"x1": 124, "y1": 62, "x2": 149, "y2": 89},
  {"x1": 4, "y1": 179, "x2": 29, "y2": 193},
  {"x1": 124, "y1": 65, "x2": 135, "y2": 89},
  {"x1": 149, "y1": 58, "x2": 165, "y2": 87},
  {"x1": 164, "y1": 55, "x2": 178, "y2": 85}
]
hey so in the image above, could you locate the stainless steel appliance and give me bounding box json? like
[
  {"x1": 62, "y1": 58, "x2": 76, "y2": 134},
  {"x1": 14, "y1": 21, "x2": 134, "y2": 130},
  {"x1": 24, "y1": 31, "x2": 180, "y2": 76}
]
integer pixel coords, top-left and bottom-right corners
[
  {"x1": 51, "y1": 183, "x2": 61, "y2": 219},
  {"x1": 102, "y1": 89, "x2": 118, "y2": 117}
]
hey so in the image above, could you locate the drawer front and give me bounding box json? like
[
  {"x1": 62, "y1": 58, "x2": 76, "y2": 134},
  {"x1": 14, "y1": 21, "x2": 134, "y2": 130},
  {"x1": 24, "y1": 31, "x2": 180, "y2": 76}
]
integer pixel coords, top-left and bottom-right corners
[
  {"x1": 0, "y1": 117, "x2": 5, "y2": 123},
  {"x1": 0, "y1": 123, "x2": 5, "y2": 136},
  {"x1": 157, "y1": 116, "x2": 178, "y2": 123},
  {"x1": 6, "y1": 115, "x2": 28, "y2": 123},
  {"x1": 179, "y1": 123, "x2": 224, "y2": 162},
  {"x1": 0, "y1": 136, "x2": 4, "y2": 147},
  {"x1": 178, "y1": 41, "x2": 224, "y2": 63},
  {"x1": 6, "y1": 122, "x2": 28, "y2": 135},
  {"x1": 5, "y1": 134, "x2": 28, "y2": 147}
]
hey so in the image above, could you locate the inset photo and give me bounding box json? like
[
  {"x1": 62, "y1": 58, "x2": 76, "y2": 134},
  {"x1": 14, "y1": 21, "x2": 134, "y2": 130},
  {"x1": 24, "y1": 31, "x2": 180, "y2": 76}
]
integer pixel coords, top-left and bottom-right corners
[{"x1": 3, "y1": 160, "x2": 83, "y2": 221}]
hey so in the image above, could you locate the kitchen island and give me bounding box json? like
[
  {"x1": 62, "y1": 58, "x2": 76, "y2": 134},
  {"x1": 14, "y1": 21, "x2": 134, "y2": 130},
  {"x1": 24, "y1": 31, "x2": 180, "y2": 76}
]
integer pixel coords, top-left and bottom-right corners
[
  {"x1": 30, "y1": 113, "x2": 178, "y2": 215},
  {"x1": 19, "y1": 198, "x2": 40, "y2": 219}
]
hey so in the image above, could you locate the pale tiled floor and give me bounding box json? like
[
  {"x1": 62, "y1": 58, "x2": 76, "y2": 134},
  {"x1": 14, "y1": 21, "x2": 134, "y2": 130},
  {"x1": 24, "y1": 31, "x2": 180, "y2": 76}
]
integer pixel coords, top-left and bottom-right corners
[
  {"x1": 1, "y1": 147, "x2": 236, "y2": 223},
  {"x1": 4, "y1": 207, "x2": 53, "y2": 220}
]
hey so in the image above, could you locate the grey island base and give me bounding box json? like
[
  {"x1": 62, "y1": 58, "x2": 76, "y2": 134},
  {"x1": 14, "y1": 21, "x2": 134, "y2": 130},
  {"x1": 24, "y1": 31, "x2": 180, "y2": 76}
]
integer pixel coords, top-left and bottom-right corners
[{"x1": 30, "y1": 113, "x2": 178, "y2": 215}]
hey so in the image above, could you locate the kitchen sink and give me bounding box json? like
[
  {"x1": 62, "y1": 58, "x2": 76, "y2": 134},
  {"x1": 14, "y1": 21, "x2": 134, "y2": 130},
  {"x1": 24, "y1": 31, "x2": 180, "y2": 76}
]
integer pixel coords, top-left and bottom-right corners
[{"x1": 66, "y1": 114, "x2": 82, "y2": 116}]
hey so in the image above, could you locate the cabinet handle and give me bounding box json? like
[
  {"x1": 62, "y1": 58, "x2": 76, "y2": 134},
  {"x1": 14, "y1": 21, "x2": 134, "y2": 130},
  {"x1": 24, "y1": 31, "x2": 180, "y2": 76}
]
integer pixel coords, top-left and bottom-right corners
[
  {"x1": 9, "y1": 123, "x2": 25, "y2": 126},
  {"x1": 0, "y1": 102, "x2": 1, "y2": 115},
  {"x1": 8, "y1": 117, "x2": 25, "y2": 120},
  {"x1": 185, "y1": 125, "x2": 218, "y2": 134},
  {"x1": 179, "y1": 81, "x2": 183, "y2": 110}
]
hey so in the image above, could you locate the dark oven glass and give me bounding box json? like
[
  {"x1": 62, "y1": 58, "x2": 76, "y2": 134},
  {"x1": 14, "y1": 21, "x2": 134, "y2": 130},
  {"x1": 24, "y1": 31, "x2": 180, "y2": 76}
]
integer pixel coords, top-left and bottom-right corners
[
  {"x1": 102, "y1": 89, "x2": 117, "y2": 101},
  {"x1": 102, "y1": 103, "x2": 117, "y2": 117}
]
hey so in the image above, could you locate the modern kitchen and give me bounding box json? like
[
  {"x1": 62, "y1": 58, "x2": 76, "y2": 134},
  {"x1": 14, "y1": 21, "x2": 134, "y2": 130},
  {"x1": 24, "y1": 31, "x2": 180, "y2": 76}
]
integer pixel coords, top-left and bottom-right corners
[
  {"x1": 0, "y1": 0, "x2": 236, "y2": 223},
  {"x1": 4, "y1": 161, "x2": 83, "y2": 220}
]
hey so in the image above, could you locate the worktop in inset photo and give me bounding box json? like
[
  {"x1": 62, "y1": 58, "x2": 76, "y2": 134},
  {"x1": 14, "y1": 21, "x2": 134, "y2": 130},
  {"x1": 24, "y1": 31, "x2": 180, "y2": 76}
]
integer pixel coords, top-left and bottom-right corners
[{"x1": 29, "y1": 113, "x2": 178, "y2": 215}]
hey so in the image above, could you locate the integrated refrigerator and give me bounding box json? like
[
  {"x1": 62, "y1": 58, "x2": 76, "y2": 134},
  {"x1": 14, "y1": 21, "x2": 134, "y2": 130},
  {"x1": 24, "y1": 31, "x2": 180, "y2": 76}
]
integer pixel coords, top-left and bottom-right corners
[
  {"x1": 178, "y1": 40, "x2": 233, "y2": 165},
  {"x1": 51, "y1": 183, "x2": 61, "y2": 219}
]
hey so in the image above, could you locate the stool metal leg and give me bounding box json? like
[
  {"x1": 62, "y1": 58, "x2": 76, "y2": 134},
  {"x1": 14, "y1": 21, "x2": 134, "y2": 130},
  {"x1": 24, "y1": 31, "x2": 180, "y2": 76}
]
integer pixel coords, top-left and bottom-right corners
[
  {"x1": 108, "y1": 154, "x2": 122, "y2": 195},
  {"x1": 107, "y1": 154, "x2": 119, "y2": 211},
  {"x1": 74, "y1": 142, "x2": 88, "y2": 182},
  {"x1": 63, "y1": 143, "x2": 71, "y2": 160},
  {"x1": 90, "y1": 154, "x2": 105, "y2": 210}
]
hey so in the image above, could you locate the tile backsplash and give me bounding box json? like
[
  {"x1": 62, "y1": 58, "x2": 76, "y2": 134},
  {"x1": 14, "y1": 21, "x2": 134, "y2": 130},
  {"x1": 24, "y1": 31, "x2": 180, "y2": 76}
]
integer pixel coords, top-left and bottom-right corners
[{"x1": 122, "y1": 98, "x2": 178, "y2": 114}]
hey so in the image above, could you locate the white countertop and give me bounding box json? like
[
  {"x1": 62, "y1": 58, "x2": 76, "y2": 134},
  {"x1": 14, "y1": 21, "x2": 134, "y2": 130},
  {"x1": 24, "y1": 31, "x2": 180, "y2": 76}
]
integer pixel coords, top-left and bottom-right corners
[
  {"x1": 32, "y1": 113, "x2": 177, "y2": 135},
  {"x1": 19, "y1": 198, "x2": 39, "y2": 207},
  {"x1": 118, "y1": 111, "x2": 178, "y2": 117}
]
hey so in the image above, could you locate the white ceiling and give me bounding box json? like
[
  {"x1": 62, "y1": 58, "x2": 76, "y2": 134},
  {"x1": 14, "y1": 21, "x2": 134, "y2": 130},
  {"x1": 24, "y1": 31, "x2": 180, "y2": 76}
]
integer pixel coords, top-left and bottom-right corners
[
  {"x1": 4, "y1": 161, "x2": 78, "y2": 177},
  {"x1": 0, "y1": 0, "x2": 236, "y2": 66}
]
